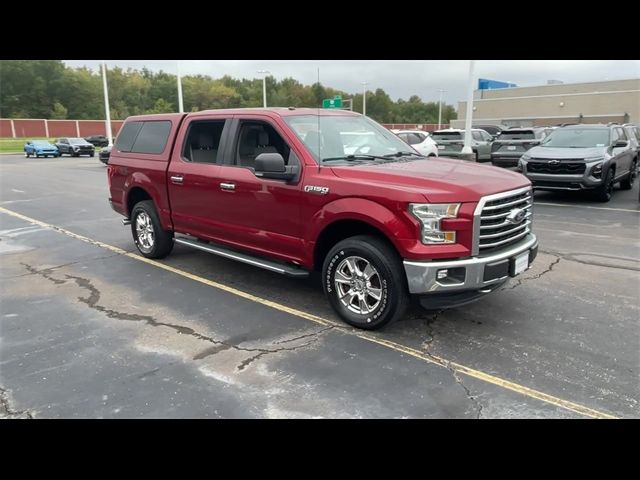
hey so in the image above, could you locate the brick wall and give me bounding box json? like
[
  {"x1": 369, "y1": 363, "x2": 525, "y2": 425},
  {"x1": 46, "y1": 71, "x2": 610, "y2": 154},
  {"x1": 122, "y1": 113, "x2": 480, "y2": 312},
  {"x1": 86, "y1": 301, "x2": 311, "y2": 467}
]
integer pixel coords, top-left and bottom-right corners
[{"x1": 0, "y1": 119, "x2": 124, "y2": 138}]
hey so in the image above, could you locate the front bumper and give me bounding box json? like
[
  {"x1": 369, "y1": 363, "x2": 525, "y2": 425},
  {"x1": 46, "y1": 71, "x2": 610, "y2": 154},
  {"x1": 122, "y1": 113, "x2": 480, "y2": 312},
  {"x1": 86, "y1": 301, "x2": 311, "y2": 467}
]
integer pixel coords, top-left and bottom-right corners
[{"x1": 403, "y1": 234, "x2": 538, "y2": 295}]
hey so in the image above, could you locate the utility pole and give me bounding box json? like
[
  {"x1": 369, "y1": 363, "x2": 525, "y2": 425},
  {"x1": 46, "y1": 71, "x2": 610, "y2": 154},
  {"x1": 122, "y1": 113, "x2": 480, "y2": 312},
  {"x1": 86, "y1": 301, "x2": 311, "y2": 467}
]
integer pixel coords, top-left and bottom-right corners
[
  {"x1": 438, "y1": 89, "x2": 446, "y2": 129},
  {"x1": 362, "y1": 82, "x2": 369, "y2": 116},
  {"x1": 177, "y1": 61, "x2": 184, "y2": 113},
  {"x1": 101, "y1": 62, "x2": 113, "y2": 146},
  {"x1": 258, "y1": 70, "x2": 270, "y2": 108},
  {"x1": 461, "y1": 60, "x2": 475, "y2": 157}
]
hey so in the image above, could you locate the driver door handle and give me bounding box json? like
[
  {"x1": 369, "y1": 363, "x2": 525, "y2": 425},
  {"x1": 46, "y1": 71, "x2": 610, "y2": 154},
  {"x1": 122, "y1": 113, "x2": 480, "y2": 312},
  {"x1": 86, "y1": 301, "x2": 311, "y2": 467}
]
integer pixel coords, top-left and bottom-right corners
[
  {"x1": 170, "y1": 175, "x2": 184, "y2": 184},
  {"x1": 220, "y1": 182, "x2": 235, "y2": 191}
]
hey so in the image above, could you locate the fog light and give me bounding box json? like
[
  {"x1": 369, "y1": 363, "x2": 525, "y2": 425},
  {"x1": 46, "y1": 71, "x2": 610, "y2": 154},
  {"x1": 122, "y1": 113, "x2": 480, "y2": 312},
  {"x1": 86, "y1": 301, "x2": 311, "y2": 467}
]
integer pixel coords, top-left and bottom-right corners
[{"x1": 437, "y1": 269, "x2": 448, "y2": 280}]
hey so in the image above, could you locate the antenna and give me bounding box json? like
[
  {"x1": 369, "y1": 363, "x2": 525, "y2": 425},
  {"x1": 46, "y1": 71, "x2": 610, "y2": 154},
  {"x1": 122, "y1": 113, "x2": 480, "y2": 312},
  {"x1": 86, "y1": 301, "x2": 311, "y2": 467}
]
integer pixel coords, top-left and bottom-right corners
[{"x1": 317, "y1": 67, "x2": 321, "y2": 172}]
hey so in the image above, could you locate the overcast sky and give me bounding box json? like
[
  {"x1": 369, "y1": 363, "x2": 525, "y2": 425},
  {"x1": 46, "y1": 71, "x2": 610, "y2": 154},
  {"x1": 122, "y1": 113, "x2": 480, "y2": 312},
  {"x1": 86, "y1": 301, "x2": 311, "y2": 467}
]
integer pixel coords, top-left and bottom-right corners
[{"x1": 64, "y1": 60, "x2": 639, "y2": 105}]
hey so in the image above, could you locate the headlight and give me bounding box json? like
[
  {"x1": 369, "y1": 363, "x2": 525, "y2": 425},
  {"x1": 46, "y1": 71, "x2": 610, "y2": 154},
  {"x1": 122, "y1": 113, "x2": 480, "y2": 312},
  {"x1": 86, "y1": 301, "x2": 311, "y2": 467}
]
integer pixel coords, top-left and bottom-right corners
[
  {"x1": 585, "y1": 156, "x2": 605, "y2": 162},
  {"x1": 590, "y1": 162, "x2": 604, "y2": 178},
  {"x1": 521, "y1": 153, "x2": 531, "y2": 161},
  {"x1": 409, "y1": 203, "x2": 460, "y2": 244}
]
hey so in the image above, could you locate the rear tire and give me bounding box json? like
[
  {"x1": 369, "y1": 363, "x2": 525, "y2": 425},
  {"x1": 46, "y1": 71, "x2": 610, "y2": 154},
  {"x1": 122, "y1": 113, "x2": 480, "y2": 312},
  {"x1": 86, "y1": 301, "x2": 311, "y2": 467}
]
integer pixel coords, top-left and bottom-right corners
[
  {"x1": 25, "y1": 152, "x2": 30, "y2": 157},
  {"x1": 130, "y1": 200, "x2": 174, "y2": 259},
  {"x1": 322, "y1": 235, "x2": 409, "y2": 330},
  {"x1": 620, "y1": 159, "x2": 637, "y2": 190},
  {"x1": 594, "y1": 167, "x2": 615, "y2": 202}
]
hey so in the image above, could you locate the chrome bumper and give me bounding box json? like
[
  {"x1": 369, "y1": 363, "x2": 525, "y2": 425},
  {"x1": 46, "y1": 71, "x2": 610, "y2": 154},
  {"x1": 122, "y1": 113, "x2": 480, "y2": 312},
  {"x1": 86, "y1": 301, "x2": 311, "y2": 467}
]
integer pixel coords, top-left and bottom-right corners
[{"x1": 403, "y1": 234, "x2": 538, "y2": 294}]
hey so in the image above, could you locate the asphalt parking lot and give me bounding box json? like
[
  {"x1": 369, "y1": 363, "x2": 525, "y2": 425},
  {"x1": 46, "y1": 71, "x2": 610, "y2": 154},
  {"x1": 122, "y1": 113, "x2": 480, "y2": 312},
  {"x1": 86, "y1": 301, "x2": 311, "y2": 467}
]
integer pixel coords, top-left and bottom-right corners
[{"x1": 1, "y1": 154, "x2": 638, "y2": 418}]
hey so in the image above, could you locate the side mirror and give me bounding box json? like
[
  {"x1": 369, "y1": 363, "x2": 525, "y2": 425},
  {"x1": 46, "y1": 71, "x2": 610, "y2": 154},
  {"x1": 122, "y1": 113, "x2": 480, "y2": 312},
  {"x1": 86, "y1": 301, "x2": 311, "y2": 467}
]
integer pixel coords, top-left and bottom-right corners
[
  {"x1": 254, "y1": 153, "x2": 298, "y2": 181},
  {"x1": 614, "y1": 140, "x2": 628, "y2": 148}
]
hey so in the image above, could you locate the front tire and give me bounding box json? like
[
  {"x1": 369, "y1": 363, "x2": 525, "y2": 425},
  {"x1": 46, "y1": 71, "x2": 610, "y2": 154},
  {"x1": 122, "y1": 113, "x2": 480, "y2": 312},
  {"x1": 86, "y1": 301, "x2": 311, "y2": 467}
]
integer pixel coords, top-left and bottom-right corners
[
  {"x1": 620, "y1": 159, "x2": 637, "y2": 190},
  {"x1": 130, "y1": 200, "x2": 174, "y2": 259},
  {"x1": 594, "y1": 167, "x2": 615, "y2": 202},
  {"x1": 322, "y1": 235, "x2": 409, "y2": 330}
]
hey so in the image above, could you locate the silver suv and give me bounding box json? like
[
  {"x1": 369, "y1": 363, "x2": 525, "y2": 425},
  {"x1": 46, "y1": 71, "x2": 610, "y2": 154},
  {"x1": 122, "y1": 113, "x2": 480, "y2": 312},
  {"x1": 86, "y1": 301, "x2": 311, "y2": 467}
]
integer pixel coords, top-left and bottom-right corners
[
  {"x1": 519, "y1": 124, "x2": 637, "y2": 202},
  {"x1": 432, "y1": 128, "x2": 493, "y2": 162}
]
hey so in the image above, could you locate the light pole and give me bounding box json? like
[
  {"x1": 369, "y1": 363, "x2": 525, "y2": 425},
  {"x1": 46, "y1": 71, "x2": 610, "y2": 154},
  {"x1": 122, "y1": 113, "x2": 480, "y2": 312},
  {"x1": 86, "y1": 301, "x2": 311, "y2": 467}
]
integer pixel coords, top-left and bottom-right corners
[
  {"x1": 362, "y1": 82, "x2": 369, "y2": 116},
  {"x1": 257, "y1": 70, "x2": 270, "y2": 108},
  {"x1": 438, "y1": 89, "x2": 446, "y2": 129},
  {"x1": 101, "y1": 62, "x2": 113, "y2": 146},
  {"x1": 461, "y1": 60, "x2": 476, "y2": 157},
  {"x1": 177, "y1": 60, "x2": 184, "y2": 113}
]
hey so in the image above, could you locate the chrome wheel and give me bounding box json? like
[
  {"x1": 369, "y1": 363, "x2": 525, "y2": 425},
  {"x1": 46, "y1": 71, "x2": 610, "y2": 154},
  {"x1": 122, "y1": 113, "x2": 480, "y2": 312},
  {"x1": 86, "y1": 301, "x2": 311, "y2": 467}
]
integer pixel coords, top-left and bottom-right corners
[
  {"x1": 334, "y1": 256, "x2": 382, "y2": 315},
  {"x1": 135, "y1": 211, "x2": 155, "y2": 252}
]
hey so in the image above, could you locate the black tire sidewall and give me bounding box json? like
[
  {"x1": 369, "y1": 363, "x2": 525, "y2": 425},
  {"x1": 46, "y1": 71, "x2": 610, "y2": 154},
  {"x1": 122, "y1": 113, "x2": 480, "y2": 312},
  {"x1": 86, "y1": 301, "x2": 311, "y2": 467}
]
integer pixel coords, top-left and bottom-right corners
[
  {"x1": 595, "y1": 168, "x2": 614, "y2": 201},
  {"x1": 323, "y1": 238, "x2": 405, "y2": 330},
  {"x1": 130, "y1": 200, "x2": 173, "y2": 258}
]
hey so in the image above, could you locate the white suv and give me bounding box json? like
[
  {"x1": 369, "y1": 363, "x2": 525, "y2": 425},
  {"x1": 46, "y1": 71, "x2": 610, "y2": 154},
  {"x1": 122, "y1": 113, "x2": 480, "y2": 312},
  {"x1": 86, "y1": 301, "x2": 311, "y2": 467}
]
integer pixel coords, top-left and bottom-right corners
[{"x1": 395, "y1": 130, "x2": 438, "y2": 157}]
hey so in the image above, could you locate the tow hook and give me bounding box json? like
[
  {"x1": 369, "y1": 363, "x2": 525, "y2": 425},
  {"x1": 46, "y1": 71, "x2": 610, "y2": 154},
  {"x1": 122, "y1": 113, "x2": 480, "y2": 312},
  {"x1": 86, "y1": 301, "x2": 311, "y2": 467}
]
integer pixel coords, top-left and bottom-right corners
[{"x1": 122, "y1": 218, "x2": 131, "y2": 226}]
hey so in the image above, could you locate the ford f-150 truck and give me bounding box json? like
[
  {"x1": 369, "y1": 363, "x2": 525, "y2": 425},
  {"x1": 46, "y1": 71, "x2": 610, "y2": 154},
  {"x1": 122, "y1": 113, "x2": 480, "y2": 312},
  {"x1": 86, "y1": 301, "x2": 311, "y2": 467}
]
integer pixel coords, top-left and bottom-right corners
[{"x1": 108, "y1": 108, "x2": 538, "y2": 330}]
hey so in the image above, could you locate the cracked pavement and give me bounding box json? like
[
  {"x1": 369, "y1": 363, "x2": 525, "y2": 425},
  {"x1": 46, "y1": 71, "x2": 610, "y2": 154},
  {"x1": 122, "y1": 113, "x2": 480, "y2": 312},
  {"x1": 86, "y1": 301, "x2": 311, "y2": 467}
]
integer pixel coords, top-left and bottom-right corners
[{"x1": 1, "y1": 155, "x2": 639, "y2": 418}]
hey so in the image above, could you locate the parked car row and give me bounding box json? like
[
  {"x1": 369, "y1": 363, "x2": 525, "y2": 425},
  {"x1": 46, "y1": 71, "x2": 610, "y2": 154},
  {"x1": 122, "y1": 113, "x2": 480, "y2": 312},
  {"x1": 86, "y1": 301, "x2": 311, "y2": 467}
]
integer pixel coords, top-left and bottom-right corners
[
  {"x1": 23, "y1": 137, "x2": 102, "y2": 159},
  {"x1": 393, "y1": 122, "x2": 639, "y2": 203}
]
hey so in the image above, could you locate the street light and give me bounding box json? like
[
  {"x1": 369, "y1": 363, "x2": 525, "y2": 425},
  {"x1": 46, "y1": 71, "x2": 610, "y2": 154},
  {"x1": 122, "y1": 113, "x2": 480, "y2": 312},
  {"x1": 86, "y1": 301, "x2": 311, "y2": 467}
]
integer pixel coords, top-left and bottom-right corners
[
  {"x1": 101, "y1": 62, "x2": 113, "y2": 146},
  {"x1": 461, "y1": 60, "x2": 476, "y2": 157},
  {"x1": 177, "y1": 60, "x2": 184, "y2": 113},
  {"x1": 437, "y1": 89, "x2": 446, "y2": 129},
  {"x1": 257, "y1": 70, "x2": 270, "y2": 108},
  {"x1": 362, "y1": 82, "x2": 369, "y2": 116}
]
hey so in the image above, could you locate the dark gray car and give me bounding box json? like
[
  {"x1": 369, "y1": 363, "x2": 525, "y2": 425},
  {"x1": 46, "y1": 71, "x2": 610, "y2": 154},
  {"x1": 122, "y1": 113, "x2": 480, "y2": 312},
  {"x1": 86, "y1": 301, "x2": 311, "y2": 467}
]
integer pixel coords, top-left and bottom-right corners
[
  {"x1": 491, "y1": 127, "x2": 549, "y2": 168},
  {"x1": 519, "y1": 124, "x2": 636, "y2": 202}
]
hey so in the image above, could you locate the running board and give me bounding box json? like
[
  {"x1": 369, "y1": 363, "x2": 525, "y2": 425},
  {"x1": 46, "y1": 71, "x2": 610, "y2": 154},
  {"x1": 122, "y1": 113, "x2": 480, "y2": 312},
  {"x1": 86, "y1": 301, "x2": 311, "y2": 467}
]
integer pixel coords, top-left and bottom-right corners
[{"x1": 174, "y1": 237, "x2": 309, "y2": 278}]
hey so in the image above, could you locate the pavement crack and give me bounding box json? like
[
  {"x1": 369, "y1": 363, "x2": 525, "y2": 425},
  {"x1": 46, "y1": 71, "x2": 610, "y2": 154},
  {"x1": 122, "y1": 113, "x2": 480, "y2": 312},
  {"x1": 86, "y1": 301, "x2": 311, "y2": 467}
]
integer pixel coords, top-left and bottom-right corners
[
  {"x1": 271, "y1": 326, "x2": 335, "y2": 345},
  {"x1": 501, "y1": 254, "x2": 561, "y2": 291},
  {"x1": 451, "y1": 371, "x2": 483, "y2": 419},
  {"x1": 0, "y1": 387, "x2": 34, "y2": 419},
  {"x1": 541, "y1": 250, "x2": 640, "y2": 272},
  {"x1": 20, "y1": 264, "x2": 331, "y2": 372},
  {"x1": 421, "y1": 309, "x2": 444, "y2": 350},
  {"x1": 21, "y1": 262, "x2": 68, "y2": 284}
]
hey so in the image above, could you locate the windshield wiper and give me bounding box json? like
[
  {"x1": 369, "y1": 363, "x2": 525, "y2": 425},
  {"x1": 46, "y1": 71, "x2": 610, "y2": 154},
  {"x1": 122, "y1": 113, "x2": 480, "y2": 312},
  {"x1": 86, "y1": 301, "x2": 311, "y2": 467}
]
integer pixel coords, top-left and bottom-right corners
[
  {"x1": 323, "y1": 154, "x2": 392, "y2": 162},
  {"x1": 383, "y1": 151, "x2": 424, "y2": 158}
]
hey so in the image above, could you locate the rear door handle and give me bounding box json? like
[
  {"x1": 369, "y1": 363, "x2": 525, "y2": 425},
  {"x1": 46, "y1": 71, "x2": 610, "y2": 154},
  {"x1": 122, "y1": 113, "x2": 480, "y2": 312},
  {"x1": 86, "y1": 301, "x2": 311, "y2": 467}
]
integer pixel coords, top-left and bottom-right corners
[
  {"x1": 170, "y1": 175, "x2": 184, "y2": 184},
  {"x1": 220, "y1": 182, "x2": 235, "y2": 191}
]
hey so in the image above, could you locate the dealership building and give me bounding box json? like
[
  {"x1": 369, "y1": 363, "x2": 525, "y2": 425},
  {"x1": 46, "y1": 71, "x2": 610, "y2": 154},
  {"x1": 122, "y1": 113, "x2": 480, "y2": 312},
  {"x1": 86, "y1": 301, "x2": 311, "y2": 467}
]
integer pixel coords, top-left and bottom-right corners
[{"x1": 451, "y1": 78, "x2": 640, "y2": 129}]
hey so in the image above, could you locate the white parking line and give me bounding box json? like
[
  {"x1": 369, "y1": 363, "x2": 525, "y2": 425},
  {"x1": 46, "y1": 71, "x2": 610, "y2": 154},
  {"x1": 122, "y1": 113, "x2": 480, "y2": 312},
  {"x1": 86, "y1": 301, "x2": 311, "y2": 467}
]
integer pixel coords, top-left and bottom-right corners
[{"x1": 535, "y1": 202, "x2": 640, "y2": 213}]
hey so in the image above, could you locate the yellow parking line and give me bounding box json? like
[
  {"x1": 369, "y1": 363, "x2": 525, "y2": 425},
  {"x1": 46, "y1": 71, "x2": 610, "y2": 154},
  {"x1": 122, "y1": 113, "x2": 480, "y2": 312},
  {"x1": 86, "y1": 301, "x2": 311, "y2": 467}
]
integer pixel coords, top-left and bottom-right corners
[{"x1": 0, "y1": 206, "x2": 618, "y2": 419}]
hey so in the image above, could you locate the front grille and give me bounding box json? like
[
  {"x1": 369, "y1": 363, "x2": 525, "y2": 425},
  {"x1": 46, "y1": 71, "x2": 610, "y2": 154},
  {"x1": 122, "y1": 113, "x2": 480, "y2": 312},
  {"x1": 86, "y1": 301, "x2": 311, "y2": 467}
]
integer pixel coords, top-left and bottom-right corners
[
  {"x1": 527, "y1": 159, "x2": 586, "y2": 175},
  {"x1": 476, "y1": 188, "x2": 533, "y2": 254}
]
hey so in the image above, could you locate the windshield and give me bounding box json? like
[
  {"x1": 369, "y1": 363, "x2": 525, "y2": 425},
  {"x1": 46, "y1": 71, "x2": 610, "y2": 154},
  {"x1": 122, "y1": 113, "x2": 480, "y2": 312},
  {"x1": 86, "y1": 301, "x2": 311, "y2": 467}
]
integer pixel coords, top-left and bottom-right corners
[
  {"x1": 32, "y1": 140, "x2": 51, "y2": 146},
  {"x1": 432, "y1": 131, "x2": 463, "y2": 141},
  {"x1": 541, "y1": 128, "x2": 610, "y2": 148},
  {"x1": 284, "y1": 115, "x2": 417, "y2": 162},
  {"x1": 499, "y1": 130, "x2": 535, "y2": 140},
  {"x1": 69, "y1": 138, "x2": 86, "y2": 144}
]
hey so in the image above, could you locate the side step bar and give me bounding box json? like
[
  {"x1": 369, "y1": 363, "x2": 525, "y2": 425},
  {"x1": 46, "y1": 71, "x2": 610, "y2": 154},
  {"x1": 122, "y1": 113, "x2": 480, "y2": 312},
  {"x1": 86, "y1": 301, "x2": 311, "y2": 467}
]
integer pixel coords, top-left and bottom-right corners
[{"x1": 174, "y1": 236, "x2": 309, "y2": 278}]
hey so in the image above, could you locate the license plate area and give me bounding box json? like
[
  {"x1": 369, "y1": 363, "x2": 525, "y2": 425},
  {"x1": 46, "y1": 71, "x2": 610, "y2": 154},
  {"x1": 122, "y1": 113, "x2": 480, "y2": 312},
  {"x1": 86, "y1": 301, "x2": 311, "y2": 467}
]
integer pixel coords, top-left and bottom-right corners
[{"x1": 510, "y1": 251, "x2": 529, "y2": 277}]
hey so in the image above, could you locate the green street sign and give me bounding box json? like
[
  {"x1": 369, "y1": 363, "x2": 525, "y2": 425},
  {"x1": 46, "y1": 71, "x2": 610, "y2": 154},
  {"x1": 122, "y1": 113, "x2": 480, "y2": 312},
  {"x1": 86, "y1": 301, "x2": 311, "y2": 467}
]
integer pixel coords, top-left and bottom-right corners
[{"x1": 322, "y1": 96, "x2": 343, "y2": 109}]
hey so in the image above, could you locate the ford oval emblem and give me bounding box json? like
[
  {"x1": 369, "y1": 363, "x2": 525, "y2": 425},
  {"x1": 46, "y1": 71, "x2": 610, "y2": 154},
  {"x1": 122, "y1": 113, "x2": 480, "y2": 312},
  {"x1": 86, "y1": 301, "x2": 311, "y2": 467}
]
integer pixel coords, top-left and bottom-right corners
[{"x1": 506, "y1": 208, "x2": 526, "y2": 225}]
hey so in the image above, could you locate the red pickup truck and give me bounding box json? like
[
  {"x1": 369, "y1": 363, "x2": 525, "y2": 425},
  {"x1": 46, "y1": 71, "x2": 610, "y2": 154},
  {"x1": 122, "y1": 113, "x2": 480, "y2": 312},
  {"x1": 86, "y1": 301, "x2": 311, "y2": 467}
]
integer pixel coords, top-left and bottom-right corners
[{"x1": 108, "y1": 108, "x2": 538, "y2": 330}]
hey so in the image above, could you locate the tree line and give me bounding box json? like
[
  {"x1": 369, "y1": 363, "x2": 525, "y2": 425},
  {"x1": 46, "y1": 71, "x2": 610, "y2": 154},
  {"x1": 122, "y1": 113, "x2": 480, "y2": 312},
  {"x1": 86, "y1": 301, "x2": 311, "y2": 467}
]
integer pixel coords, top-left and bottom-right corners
[{"x1": 0, "y1": 60, "x2": 457, "y2": 124}]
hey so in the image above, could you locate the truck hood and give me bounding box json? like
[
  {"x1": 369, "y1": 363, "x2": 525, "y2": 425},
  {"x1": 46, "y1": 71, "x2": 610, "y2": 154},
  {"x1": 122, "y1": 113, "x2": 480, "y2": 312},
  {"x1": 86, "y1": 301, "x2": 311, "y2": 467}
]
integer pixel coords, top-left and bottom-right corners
[
  {"x1": 526, "y1": 146, "x2": 607, "y2": 159},
  {"x1": 330, "y1": 158, "x2": 530, "y2": 203}
]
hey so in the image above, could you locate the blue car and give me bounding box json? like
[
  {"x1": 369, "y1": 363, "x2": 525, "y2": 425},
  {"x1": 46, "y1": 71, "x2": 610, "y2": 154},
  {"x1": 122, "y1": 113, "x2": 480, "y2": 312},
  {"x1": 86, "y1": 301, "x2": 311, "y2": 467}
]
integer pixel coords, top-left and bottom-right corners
[{"x1": 24, "y1": 140, "x2": 60, "y2": 158}]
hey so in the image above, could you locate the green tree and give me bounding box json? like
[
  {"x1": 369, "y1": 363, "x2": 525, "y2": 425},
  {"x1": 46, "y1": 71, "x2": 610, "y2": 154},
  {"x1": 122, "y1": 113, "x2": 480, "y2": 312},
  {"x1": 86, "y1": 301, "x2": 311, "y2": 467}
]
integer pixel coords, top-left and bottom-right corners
[{"x1": 51, "y1": 102, "x2": 68, "y2": 119}]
